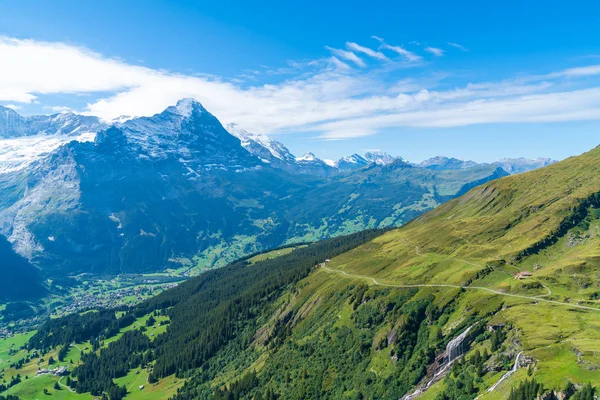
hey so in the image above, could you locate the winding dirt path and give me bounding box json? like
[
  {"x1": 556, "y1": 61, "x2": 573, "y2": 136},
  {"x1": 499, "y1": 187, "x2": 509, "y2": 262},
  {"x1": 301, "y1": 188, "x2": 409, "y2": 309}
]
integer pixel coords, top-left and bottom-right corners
[
  {"x1": 58, "y1": 376, "x2": 75, "y2": 392},
  {"x1": 320, "y1": 266, "x2": 600, "y2": 313}
]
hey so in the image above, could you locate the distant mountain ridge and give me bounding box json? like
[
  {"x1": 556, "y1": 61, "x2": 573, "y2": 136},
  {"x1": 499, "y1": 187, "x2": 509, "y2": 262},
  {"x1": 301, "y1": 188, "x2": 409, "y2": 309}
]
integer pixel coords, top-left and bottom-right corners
[
  {"x1": 493, "y1": 157, "x2": 556, "y2": 174},
  {"x1": 1, "y1": 104, "x2": 553, "y2": 177},
  {"x1": 418, "y1": 155, "x2": 557, "y2": 174},
  {"x1": 418, "y1": 156, "x2": 479, "y2": 170},
  {"x1": 224, "y1": 122, "x2": 555, "y2": 175}
]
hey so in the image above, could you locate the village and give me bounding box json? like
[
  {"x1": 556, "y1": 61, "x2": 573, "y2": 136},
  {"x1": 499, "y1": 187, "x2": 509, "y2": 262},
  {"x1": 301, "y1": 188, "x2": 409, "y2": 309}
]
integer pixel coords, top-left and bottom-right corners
[
  {"x1": 52, "y1": 282, "x2": 178, "y2": 318},
  {"x1": 0, "y1": 280, "x2": 179, "y2": 340},
  {"x1": 36, "y1": 366, "x2": 69, "y2": 377}
]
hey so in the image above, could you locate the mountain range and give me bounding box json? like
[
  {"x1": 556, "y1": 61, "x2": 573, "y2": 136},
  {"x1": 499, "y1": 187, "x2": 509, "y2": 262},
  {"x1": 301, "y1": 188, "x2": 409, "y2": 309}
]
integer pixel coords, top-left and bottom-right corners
[{"x1": 0, "y1": 99, "x2": 552, "y2": 281}]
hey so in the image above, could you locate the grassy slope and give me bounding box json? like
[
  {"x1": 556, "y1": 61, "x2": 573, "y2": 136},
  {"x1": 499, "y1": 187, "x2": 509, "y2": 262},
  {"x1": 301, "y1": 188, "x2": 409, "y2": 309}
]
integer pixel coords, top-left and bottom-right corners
[
  {"x1": 198, "y1": 146, "x2": 600, "y2": 398},
  {"x1": 322, "y1": 147, "x2": 600, "y2": 395}
]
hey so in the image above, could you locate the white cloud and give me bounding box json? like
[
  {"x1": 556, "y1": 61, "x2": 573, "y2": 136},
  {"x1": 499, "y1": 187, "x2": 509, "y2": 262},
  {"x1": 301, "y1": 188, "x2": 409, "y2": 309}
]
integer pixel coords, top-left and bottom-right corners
[
  {"x1": 380, "y1": 44, "x2": 422, "y2": 62},
  {"x1": 2, "y1": 36, "x2": 600, "y2": 140},
  {"x1": 313, "y1": 87, "x2": 600, "y2": 139},
  {"x1": 325, "y1": 46, "x2": 366, "y2": 67},
  {"x1": 447, "y1": 42, "x2": 469, "y2": 52},
  {"x1": 328, "y1": 56, "x2": 352, "y2": 72},
  {"x1": 346, "y1": 42, "x2": 388, "y2": 61},
  {"x1": 558, "y1": 65, "x2": 600, "y2": 77},
  {"x1": 424, "y1": 46, "x2": 444, "y2": 57},
  {"x1": 371, "y1": 35, "x2": 385, "y2": 43},
  {"x1": 50, "y1": 106, "x2": 73, "y2": 113}
]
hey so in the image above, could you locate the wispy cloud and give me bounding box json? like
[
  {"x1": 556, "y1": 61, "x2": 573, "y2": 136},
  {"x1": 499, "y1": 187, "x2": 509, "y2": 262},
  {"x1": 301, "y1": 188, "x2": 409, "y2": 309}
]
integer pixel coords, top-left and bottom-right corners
[
  {"x1": 50, "y1": 105, "x2": 73, "y2": 113},
  {"x1": 447, "y1": 42, "x2": 469, "y2": 52},
  {"x1": 371, "y1": 35, "x2": 385, "y2": 43},
  {"x1": 346, "y1": 42, "x2": 388, "y2": 61},
  {"x1": 424, "y1": 46, "x2": 444, "y2": 57},
  {"x1": 2, "y1": 36, "x2": 600, "y2": 141},
  {"x1": 328, "y1": 56, "x2": 352, "y2": 72},
  {"x1": 325, "y1": 46, "x2": 366, "y2": 67},
  {"x1": 380, "y1": 44, "x2": 422, "y2": 62},
  {"x1": 558, "y1": 65, "x2": 600, "y2": 77}
]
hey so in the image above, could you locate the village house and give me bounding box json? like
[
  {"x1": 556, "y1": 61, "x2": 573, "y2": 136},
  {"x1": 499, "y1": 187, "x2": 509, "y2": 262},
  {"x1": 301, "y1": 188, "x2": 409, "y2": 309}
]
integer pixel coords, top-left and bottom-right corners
[{"x1": 514, "y1": 271, "x2": 533, "y2": 280}]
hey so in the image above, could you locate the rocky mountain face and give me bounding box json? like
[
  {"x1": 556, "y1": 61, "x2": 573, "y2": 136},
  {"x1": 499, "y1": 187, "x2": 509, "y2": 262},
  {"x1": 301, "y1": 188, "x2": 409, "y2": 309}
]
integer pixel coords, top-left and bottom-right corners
[
  {"x1": 0, "y1": 235, "x2": 44, "y2": 300},
  {"x1": 0, "y1": 100, "x2": 517, "y2": 277}
]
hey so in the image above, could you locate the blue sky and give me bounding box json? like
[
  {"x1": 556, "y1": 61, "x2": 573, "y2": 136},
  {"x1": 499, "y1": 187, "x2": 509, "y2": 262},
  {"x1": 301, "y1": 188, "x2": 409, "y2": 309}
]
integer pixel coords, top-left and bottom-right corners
[{"x1": 1, "y1": 0, "x2": 600, "y2": 162}]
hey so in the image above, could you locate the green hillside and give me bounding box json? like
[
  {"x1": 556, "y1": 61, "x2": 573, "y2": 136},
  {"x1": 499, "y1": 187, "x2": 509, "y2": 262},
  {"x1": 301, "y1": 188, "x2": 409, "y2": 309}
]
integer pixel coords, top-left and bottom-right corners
[
  {"x1": 192, "y1": 145, "x2": 600, "y2": 398},
  {"x1": 6, "y1": 146, "x2": 600, "y2": 400}
]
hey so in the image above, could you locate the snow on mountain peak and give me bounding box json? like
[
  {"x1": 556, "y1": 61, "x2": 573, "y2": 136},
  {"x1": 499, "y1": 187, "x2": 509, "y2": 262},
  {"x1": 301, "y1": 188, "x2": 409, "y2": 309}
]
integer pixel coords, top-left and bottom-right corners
[
  {"x1": 0, "y1": 131, "x2": 98, "y2": 174},
  {"x1": 170, "y1": 98, "x2": 204, "y2": 117},
  {"x1": 341, "y1": 154, "x2": 366, "y2": 164},
  {"x1": 334, "y1": 153, "x2": 368, "y2": 170},
  {"x1": 296, "y1": 152, "x2": 318, "y2": 162},
  {"x1": 225, "y1": 123, "x2": 295, "y2": 163},
  {"x1": 364, "y1": 151, "x2": 398, "y2": 165}
]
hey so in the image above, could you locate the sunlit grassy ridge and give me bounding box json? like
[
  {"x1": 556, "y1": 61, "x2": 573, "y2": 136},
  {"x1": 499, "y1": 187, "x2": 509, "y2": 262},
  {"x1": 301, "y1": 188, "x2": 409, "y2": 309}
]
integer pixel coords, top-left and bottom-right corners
[
  {"x1": 304, "y1": 146, "x2": 600, "y2": 396},
  {"x1": 194, "y1": 146, "x2": 600, "y2": 398}
]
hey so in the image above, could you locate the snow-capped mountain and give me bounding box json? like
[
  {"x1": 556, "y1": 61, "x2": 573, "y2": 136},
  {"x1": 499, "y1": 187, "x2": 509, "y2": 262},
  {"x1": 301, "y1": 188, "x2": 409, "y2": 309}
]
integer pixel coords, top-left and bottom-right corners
[
  {"x1": 294, "y1": 152, "x2": 337, "y2": 176},
  {"x1": 335, "y1": 154, "x2": 368, "y2": 171},
  {"x1": 0, "y1": 106, "x2": 105, "y2": 173},
  {"x1": 225, "y1": 125, "x2": 338, "y2": 176},
  {"x1": 118, "y1": 98, "x2": 260, "y2": 172},
  {"x1": 364, "y1": 151, "x2": 398, "y2": 165},
  {"x1": 493, "y1": 157, "x2": 556, "y2": 174},
  {"x1": 223, "y1": 124, "x2": 403, "y2": 174},
  {"x1": 225, "y1": 123, "x2": 296, "y2": 165},
  {"x1": 295, "y1": 152, "x2": 318, "y2": 162},
  {"x1": 0, "y1": 99, "x2": 266, "y2": 274}
]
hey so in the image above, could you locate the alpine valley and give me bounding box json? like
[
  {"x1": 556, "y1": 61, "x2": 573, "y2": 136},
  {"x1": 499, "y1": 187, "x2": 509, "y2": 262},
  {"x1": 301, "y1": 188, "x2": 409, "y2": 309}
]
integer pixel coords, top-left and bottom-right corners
[{"x1": 0, "y1": 99, "x2": 547, "y2": 298}]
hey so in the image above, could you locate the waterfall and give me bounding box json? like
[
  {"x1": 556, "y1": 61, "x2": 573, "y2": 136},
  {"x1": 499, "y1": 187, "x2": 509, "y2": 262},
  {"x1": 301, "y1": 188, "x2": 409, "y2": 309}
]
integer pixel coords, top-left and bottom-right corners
[
  {"x1": 400, "y1": 324, "x2": 475, "y2": 400},
  {"x1": 445, "y1": 325, "x2": 473, "y2": 363},
  {"x1": 484, "y1": 352, "x2": 522, "y2": 394}
]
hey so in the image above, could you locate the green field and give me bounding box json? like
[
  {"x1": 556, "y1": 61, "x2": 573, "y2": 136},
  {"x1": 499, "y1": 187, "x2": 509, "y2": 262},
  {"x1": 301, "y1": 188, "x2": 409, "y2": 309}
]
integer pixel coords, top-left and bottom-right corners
[
  {"x1": 114, "y1": 367, "x2": 183, "y2": 400},
  {"x1": 0, "y1": 331, "x2": 35, "y2": 368},
  {"x1": 0, "y1": 311, "x2": 174, "y2": 400}
]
